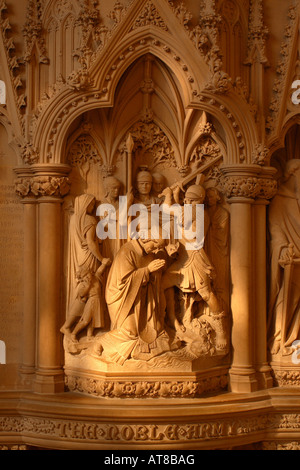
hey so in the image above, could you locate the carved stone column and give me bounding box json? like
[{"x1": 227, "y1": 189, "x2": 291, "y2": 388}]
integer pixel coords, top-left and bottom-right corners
[
  {"x1": 15, "y1": 168, "x2": 37, "y2": 387},
  {"x1": 221, "y1": 165, "x2": 276, "y2": 393},
  {"x1": 253, "y1": 168, "x2": 277, "y2": 389},
  {"x1": 16, "y1": 164, "x2": 71, "y2": 393},
  {"x1": 33, "y1": 165, "x2": 71, "y2": 393}
]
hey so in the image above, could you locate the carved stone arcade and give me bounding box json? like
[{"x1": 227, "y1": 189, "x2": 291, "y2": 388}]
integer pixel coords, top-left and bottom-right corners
[{"x1": 0, "y1": 0, "x2": 300, "y2": 451}]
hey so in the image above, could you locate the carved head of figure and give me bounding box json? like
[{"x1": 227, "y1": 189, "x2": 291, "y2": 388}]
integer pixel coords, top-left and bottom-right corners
[
  {"x1": 135, "y1": 170, "x2": 152, "y2": 196},
  {"x1": 138, "y1": 228, "x2": 167, "y2": 254},
  {"x1": 140, "y1": 238, "x2": 166, "y2": 254},
  {"x1": 206, "y1": 187, "x2": 221, "y2": 207},
  {"x1": 184, "y1": 184, "x2": 206, "y2": 205},
  {"x1": 152, "y1": 172, "x2": 166, "y2": 196},
  {"x1": 74, "y1": 194, "x2": 96, "y2": 217},
  {"x1": 104, "y1": 177, "x2": 122, "y2": 201}
]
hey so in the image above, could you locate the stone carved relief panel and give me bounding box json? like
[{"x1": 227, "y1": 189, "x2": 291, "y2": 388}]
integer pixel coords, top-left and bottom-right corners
[
  {"x1": 60, "y1": 53, "x2": 232, "y2": 396},
  {"x1": 268, "y1": 157, "x2": 300, "y2": 360},
  {"x1": 267, "y1": 124, "x2": 300, "y2": 385},
  {"x1": 61, "y1": 164, "x2": 231, "y2": 397}
]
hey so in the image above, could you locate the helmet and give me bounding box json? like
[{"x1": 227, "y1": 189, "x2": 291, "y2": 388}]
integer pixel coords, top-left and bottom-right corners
[
  {"x1": 185, "y1": 184, "x2": 206, "y2": 200},
  {"x1": 136, "y1": 171, "x2": 152, "y2": 183}
]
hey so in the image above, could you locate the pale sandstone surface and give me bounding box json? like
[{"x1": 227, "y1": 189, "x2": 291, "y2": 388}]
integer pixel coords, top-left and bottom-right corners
[{"x1": 0, "y1": 0, "x2": 299, "y2": 450}]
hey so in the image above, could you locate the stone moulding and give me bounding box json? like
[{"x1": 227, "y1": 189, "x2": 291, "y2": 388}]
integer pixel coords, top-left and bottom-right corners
[
  {"x1": 64, "y1": 366, "x2": 230, "y2": 399},
  {"x1": 1, "y1": 391, "x2": 300, "y2": 449}
]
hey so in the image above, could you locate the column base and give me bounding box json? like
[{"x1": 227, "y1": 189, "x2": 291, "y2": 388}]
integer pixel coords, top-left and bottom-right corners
[
  {"x1": 19, "y1": 365, "x2": 36, "y2": 390},
  {"x1": 229, "y1": 367, "x2": 258, "y2": 393},
  {"x1": 34, "y1": 368, "x2": 65, "y2": 394},
  {"x1": 256, "y1": 365, "x2": 274, "y2": 390}
]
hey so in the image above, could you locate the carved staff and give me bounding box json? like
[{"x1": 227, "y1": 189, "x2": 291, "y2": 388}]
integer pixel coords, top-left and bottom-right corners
[{"x1": 126, "y1": 133, "x2": 134, "y2": 191}]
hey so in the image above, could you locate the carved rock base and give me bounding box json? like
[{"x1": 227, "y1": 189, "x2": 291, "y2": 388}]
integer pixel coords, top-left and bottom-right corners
[{"x1": 63, "y1": 327, "x2": 231, "y2": 398}]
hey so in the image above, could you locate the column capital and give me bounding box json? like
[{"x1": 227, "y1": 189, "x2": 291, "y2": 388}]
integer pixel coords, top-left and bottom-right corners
[
  {"x1": 14, "y1": 164, "x2": 71, "y2": 200},
  {"x1": 220, "y1": 164, "x2": 277, "y2": 202}
]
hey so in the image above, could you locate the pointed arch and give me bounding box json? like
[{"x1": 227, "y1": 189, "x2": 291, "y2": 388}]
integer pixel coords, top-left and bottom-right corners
[{"x1": 90, "y1": 26, "x2": 209, "y2": 110}]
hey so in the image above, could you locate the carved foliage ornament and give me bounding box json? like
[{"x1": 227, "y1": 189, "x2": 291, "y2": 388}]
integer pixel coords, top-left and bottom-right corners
[
  {"x1": 0, "y1": 1, "x2": 26, "y2": 119},
  {"x1": 131, "y1": 1, "x2": 168, "y2": 31},
  {"x1": 245, "y1": 0, "x2": 269, "y2": 65},
  {"x1": 221, "y1": 175, "x2": 277, "y2": 200},
  {"x1": 66, "y1": 374, "x2": 229, "y2": 399},
  {"x1": 168, "y1": 1, "x2": 232, "y2": 95},
  {"x1": 23, "y1": 0, "x2": 48, "y2": 64},
  {"x1": 118, "y1": 121, "x2": 177, "y2": 170},
  {"x1": 267, "y1": 5, "x2": 298, "y2": 132},
  {"x1": 68, "y1": 134, "x2": 102, "y2": 168},
  {"x1": 21, "y1": 143, "x2": 39, "y2": 165},
  {"x1": 189, "y1": 136, "x2": 222, "y2": 171},
  {"x1": 15, "y1": 176, "x2": 70, "y2": 198}
]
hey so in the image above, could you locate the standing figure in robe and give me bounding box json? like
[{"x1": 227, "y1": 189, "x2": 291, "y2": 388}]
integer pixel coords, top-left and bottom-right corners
[
  {"x1": 62, "y1": 194, "x2": 111, "y2": 337},
  {"x1": 100, "y1": 176, "x2": 124, "y2": 259},
  {"x1": 268, "y1": 159, "x2": 300, "y2": 355}
]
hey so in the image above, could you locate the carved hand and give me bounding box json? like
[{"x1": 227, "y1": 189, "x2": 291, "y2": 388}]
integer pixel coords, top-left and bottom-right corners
[
  {"x1": 102, "y1": 257, "x2": 112, "y2": 267},
  {"x1": 279, "y1": 243, "x2": 296, "y2": 266},
  {"x1": 147, "y1": 259, "x2": 166, "y2": 273},
  {"x1": 158, "y1": 187, "x2": 173, "y2": 205}
]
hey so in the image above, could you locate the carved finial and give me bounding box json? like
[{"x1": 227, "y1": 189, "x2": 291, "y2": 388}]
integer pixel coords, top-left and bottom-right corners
[
  {"x1": 23, "y1": 0, "x2": 49, "y2": 64},
  {"x1": 200, "y1": 0, "x2": 216, "y2": 16},
  {"x1": 245, "y1": 0, "x2": 269, "y2": 66}
]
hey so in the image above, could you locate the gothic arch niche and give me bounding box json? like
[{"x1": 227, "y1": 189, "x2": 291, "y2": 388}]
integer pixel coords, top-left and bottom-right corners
[
  {"x1": 270, "y1": 123, "x2": 300, "y2": 177},
  {"x1": 64, "y1": 53, "x2": 228, "y2": 198},
  {"x1": 62, "y1": 52, "x2": 231, "y2": 399},
  {"x1": 217, "y1": 0, "x2": 249, "y2": 85},
  {"x1": 267, "y1": 122, "x2": 300, "y2": 386}
]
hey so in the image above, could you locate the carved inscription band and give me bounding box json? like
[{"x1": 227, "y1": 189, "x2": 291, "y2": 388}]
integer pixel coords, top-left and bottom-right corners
[{"x1": 1, "y1": 412, "x2": 300, "y2": 447}]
